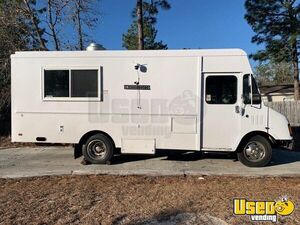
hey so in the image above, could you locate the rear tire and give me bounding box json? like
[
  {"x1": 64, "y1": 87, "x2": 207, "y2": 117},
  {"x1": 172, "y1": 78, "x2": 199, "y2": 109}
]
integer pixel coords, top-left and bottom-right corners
[
  {"x1": 83, "y1": 134, "x2": 114, "y2": 164},
  {"x1": 237, "y1": 135, "x2": 272, "y2": 167}
]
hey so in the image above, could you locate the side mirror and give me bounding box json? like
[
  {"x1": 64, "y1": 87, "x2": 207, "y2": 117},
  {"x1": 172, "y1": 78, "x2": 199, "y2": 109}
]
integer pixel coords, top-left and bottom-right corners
[
  {"x1": 250, "y1": 75, "x2": 262, "y2": 105},
  {"x1": 252, "y1": 94, "x2": 261, "y2": 105}
]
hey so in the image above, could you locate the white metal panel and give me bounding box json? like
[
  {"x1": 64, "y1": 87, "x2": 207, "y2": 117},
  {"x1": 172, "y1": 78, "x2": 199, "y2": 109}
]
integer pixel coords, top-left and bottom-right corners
[
  {"x1": 203, "y1": 55, "x2": 252, "y2": 74},
  {"x1": 171, "y1": 117, "x2": 197, "y2": 133},
  {"x1": 122, "y1": 139, "x2": 155, "y2": 154}
]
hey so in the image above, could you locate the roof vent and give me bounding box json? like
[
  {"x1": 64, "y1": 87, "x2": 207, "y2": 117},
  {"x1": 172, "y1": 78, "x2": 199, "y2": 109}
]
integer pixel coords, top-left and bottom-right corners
[{"x1": 86, "y1": 43, "x2": 104, "y2": 51}]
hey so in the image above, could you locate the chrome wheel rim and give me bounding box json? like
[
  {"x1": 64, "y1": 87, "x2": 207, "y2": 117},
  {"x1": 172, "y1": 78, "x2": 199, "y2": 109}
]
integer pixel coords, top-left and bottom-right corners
[
  {"x1": 87, "y1": 140, "x2": 107, "y2": 160},
  {"x1": 244, "y1": 141, "x2": 266, "y2": 162}
]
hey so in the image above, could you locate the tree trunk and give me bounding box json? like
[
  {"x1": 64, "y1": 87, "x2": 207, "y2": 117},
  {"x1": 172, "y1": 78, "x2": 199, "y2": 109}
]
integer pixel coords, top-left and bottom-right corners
[
  {"x1": 137, "y1": 0, "x2": 144, "y2": 50},
  {"x1": 74, "y1": 0, "x2": 84, "y2": 50},
  {"x1": 293, "y1": 63, "x2": 299, "y2": 101},
  {"x1": 48, "y1": 0, "x2": 60, "y2": 50},
  {"x1": 77, "y1": 9, "x2": 83, "y2": 50},
  {"x1": 77, "y1": 10, "x2": 83, "y2": 50},
  {"x1": 23, "y1": 0, "x2": 47, "y2": 50},
  {"x1": 292, "y1": 40, "x2": 300, "y2": 101}
]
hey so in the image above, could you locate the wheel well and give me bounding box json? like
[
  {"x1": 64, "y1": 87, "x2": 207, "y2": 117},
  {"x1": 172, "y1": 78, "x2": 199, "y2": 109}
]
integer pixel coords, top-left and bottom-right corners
[
  {"x1": 236, "y1": 131, "x2": 275, "y2": 152},
  {"x1": 74, "y1": 130, "x2": 116, "y2": 159},
  {"x1": 78, "y1": 130, "x2": 116, "y2": 148}
]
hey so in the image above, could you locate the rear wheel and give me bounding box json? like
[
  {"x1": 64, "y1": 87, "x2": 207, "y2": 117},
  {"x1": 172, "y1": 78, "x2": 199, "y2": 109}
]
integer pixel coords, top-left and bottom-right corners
[
  {"x1": 83, "y1": 134, "x2": 114, "y2": 164},
  {"x1": 237, "y1": 135, "x2": 272, "y2": 167}
]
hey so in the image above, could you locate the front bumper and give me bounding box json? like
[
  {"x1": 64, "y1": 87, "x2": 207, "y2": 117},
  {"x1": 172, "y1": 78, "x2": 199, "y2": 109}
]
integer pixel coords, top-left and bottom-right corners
[{"x1": 277, "y1": 139, "x2": 295, "y2": 150}]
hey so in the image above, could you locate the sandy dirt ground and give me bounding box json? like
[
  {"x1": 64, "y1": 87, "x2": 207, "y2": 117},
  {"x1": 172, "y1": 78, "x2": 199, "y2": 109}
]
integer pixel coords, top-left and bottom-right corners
[{"x1": 0, "y1": 175, "x2": 299, "y2": 225}]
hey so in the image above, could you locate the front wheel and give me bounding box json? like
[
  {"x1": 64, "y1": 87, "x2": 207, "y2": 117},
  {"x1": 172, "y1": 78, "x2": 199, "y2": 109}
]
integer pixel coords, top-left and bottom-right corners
[
  {"x1": 237, "y1": 135, "x2": 272, "y2": 167},
  {"x1": 83, "y1": 134, "x2": 114, "y2": 164}
]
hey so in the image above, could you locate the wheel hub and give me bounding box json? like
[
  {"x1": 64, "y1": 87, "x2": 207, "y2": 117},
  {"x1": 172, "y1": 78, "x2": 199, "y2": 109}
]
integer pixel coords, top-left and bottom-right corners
[
  {"x1": 244, "y1": 142, "x2": 265, "y2": 162},
  {"x1": 87, "y1": 140, "x2": 107, "y2": 158}
]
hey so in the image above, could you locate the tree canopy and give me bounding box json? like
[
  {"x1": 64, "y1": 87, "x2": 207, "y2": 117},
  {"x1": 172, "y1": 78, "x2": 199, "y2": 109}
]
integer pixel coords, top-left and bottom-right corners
[
  {"x1": 255, "y1": 61, "x2": 294, "y2": 86},
  {"x1": 245, "y1": 0, "x2": 300, "y2": 99}
]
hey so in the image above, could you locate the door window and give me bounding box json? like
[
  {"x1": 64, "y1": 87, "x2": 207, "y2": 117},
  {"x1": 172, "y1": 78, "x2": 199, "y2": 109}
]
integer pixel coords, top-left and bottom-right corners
[
  {"x1": 205, "y1": 76, "x2": 237, "y2": 104},
  {"x1": 243, "y1": 74, "x2": 261, "y2": 104}
]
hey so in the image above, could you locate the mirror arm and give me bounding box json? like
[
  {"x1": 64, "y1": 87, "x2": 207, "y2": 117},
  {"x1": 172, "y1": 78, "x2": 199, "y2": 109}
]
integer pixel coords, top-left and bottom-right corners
[{"x1": 250, "y1": 74, "x2": 253, "y2": 106}]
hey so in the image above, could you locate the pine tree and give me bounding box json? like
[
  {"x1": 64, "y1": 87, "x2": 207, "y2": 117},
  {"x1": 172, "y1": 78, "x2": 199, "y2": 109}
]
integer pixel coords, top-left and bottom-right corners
[
  {"x1": 123, "y1": 0, "x2": 170, "y2": 50},
  {"x1": 245, "y1": 0, "x2": 300, "y2": 100}
]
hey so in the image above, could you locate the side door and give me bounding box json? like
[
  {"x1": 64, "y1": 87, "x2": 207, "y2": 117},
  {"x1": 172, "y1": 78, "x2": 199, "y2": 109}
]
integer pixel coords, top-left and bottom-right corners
[{"x1": 202, "y1": 74, "x2": 242, "y2": 150}]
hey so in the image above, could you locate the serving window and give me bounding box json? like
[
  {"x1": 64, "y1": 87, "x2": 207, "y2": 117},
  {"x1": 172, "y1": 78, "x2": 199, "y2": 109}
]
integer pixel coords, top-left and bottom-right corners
[
  {"x1": 44, "y1": 70, "x2": 69, "y2": 98},
  {"x1": 43, "y1": 68, "x2": 102, "y2": 101}
]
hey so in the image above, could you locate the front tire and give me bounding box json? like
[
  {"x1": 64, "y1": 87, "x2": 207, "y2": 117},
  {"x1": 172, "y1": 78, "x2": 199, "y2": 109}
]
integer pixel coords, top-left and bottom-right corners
[
  {"x1": 237, "y1": 135, "x2": 272, "y2": 167},
  {"x1": 83, "y1": 134, "x2": 114, "y2": 164}
]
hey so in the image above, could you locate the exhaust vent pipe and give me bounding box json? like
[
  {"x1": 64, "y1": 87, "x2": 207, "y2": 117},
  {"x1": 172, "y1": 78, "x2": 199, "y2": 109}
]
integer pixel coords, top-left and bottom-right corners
[{"x1": 86, "y1": 43, "x2": 105, "y2": 51}]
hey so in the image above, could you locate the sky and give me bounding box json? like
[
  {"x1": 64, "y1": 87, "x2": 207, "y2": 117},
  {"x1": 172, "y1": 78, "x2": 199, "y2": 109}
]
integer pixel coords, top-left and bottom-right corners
[{"x1": 94, "y1": 0, "x2": 261, "y2": 58}]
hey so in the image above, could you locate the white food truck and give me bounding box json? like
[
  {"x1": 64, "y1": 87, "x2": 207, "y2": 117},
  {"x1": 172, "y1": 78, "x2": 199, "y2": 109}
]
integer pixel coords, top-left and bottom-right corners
[{"x1": 11, "y1": 48, "x2": 293, "y2": 167}]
